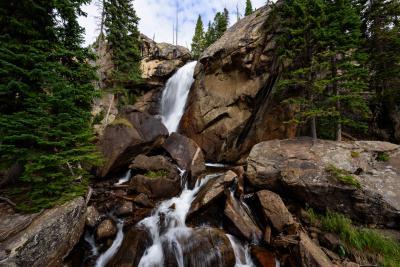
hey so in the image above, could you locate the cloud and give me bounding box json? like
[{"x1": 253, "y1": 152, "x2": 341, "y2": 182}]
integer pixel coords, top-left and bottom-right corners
[{"x1": 79, "y1": 0, "x2": 268, "y2": 48}]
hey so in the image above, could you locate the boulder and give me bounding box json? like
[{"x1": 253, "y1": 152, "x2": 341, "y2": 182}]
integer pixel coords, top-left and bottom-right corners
[
  {"x1": 163, "y1": 133, "x2": 206, "y2": 178},
  {"x1": 250, "y1": 245, "x2": 276, "y2": 267},
  {"x1": 224, "y1": 192, "x2": 263, "y2": 242},
  {"x1": 256, "y1": 190, "x2": 294, "y2": 232},
  {"x1": 85, "y1": 206, "x2": 101, "y2": 228},
  {"x1": 0, "y1": 197, "x2": 86, "y2": 267},
  {"x1": 107, "y1": 227, "x2": 151, "y2": 267},
  {"x1": 162, "y1": 227, "x2": 235, "y2": 267},
  {"x1": 97, "y1": 109, "x2": 168, "y2": 178},
  {"x1": 129, "y1": 155, "x2": 181, "y2": 199},
  {"x1": 96, "y1": 219, "x2": 117, "y2": 240},
  {"x1": 247, "y1": 139, "x2": 400, "y2": 225},
  {"x1": 180, "y1": 5, "x2": 297, "y2": 162},
  {"x1": 116, "y1": 201, "x2": 133, "y2": 217},
  {"x1": 298, "y1": 232, "x2": 333, "y2": 267}
]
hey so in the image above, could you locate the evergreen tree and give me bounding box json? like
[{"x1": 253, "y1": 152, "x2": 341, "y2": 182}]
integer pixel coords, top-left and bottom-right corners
[
  {"x1": 191, "y1": 15, "x2": 205, "y2": 59},
  {"x1": 104, "y1": 0, "x2": 141, "y2": 91},
  {"x1": 245, "y1": 0, "x2": 253, "y2": 16},
  {"x1": 0, "y1": 0, "x2": 100, "y2": 211},
  {"x1": 214, "y1": 11, "x2": 229, "y2": 39},
  {"x1": 204, "y1": 21, "x2": 216, "y2": 47}
]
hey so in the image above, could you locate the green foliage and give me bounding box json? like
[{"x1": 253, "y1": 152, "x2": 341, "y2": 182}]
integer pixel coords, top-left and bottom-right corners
[
  {"x1": 104, "y1": 0, "x2": 142, "y2": 89},
  {"x1": 0, "y1": 0, "x2": 101, "y2": 211},
  {"x1": 245, "y1": 0, "x2": 253, "y2": 16},
  {"x1": 191, "y1": 15, "x2": 205, "y2": 59},
  {"x1": 202, "y1": 9, "x2": 229, "y2": 48},
  {"x1": 144, "y1": 170, "x2": 169, "y2": 179},
  {"x1": 326, "y1": 164, "x2": 361, "y2": 188},
  {"x1": 351, "y1": 151, "x2": 360, "y2": 158},
  {"x1": 272, "y1": 0, "x2": 370, "y2": 140},
  {"x1": 376, "y1": 152, "x2": 390, "y2": 162},
  {"x1": 93, "y1": 110, "x2": 105, "y2": 125},
  {"x1": 311, "y1": 210, "x2": 400, "y2": 267}
]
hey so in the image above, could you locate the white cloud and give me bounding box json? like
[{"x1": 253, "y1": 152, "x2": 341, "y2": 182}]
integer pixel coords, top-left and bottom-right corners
[{"x1": 79, "y1": 0, "x2": 268, "y2": 48}]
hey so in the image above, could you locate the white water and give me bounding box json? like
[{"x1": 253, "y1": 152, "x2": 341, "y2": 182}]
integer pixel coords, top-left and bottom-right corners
[
  {"x1": 114, "y1": 169, "x2": 131, "y2": 185},
  {"x1": 84, "y1": 231, "x2": 99, "y2": 257},
  {"x1": 205, "y1": 163, "x2": 231, "y2": 168},
  {"x1": 95, "y1": 221, "x2": 124, "y2": 267},
  {"x1": 137, "y1": 172, "x2": 222, "y2": 267},
  {"x1": 227, "y1": 235, "x2": 255, "y2": 267},
  {"x1": 160, "y1": 61, "x2": 197, "y2": 133}
]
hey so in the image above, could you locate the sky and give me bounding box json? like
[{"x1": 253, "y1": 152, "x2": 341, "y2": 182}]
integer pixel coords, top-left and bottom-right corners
[{"x1": 78, "y1": 0, "x2": 267, "y2": 48}]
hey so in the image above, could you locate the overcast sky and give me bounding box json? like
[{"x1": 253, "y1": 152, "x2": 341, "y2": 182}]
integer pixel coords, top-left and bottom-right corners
[{"x1": 78, "y1": 0, "x2": 267, "y2": 48}]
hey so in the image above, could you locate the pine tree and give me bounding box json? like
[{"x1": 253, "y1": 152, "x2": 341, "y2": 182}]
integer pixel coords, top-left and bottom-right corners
[
  {"x1": 104, "y1": 0, "x2": 141, "y2": 91},
  {"x1": 245, "y1": 0, "x2": 253, "y2": 16},
  {"x1": 0, "y1": 0, "x2": 100, "y2": 211},
  {"x1": 191, "y1": 15, "x2": 205, "y2": 59},
  {"x1": 204, "y1": 21, "x2": 216, "y2": 47},
  {"x1": 214, "y1": 11, "x2": 228, "y2": 39}
]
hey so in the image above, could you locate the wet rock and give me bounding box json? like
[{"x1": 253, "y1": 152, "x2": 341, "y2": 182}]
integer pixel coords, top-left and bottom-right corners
[
  {"x1": 107, "y1": 227, "x2": 151, "y2": 267},
  {"x1": 96, "y1": 219, "x2": 117, "y2": 240},
  {"x1": 163, "y1": 133, "x2": 206, "y2": 178},
  {"x1": 129, "y1": 155, "x2": 181, "y2": 199},
  {"x1": 256, "y1": 190, "x2": 294, "y2": 232},
  {"x1": 188, "y1": 173, "x2": 225, "y2": 219},
  {"x1": 264, "y1": 226, "x2": 272, "y2": 245},
  {"x1": 181, "y1": 5, "x2": 297, "y2": 162},
  {"x1": 223, "y1": 170, "x2": 237, "y2": 185},
  {"x1": 224, "y1": 192, "x2": 263, "y2": 242},
  {"x1": 163, "y1": 227, "x2": 235, "y2": 267},
  {"x1": 133, "y1": 193, "x2": 155, "y2": 208},
  {"x1": 0, "y1": 197, "x2": 86, "y2": 267},
  {"x1": 116, "y1": 201, "x2": 133, "y2": 217},
  {"x1": 247, "y1": 139, "x2": 400, "y2": 225},
  {"x1": 97, "y1": 109, "x2": 168, "y2": 178},
  {"x1": 250, "y1": 245, "x2": 276, "y2": 267},
  {"x1": 85, "y1": 206, "x2": 101, "y2": 228},
  {"x1": 299, "y1": 232, "x2": 333, "y2": 267}
]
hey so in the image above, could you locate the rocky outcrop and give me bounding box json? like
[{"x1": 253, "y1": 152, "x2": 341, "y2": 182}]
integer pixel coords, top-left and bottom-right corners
[
  {"x1": 180, "y1": 6, "x2": 297, "y2": 162},
  {"x1": 163, "y1": 133, "x2": 206, "y2": 178},
  {"x1": 97, "y1": 108, "x2": 168, "y2": 178},
  {"x1": 0, "y1": 197, "x2": 86, "y2": 267},
  {"x1": 247, "y1": 139, "x2": 400, "y2": 225}
]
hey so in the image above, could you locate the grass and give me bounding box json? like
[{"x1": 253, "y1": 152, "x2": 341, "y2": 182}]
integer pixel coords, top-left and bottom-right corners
[
  {"x1": 308, "y1": 210, "x2": 400, "y2": 267},
  {"x1": 144, "y1": 170, "x2": 168, "y2": 179},
  {"x1": 110, "y1": 118, "x2": 133, "y2": 128},
  {"x1": 377, "y1": 152, "x2": 390, "y2": 162},
  {"x1": 351, "y1": 151, "x2": 360, "y2": 158},
  {"x1": 326, "y1": 164, "x2": 361, "y2": 189}
]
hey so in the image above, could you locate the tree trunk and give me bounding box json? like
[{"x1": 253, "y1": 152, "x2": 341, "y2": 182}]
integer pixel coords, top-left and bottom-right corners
[
  {"x1": 332, "y1": 54, "x2": 342, "y2": 141},
  {"x1": 311, "y1": 116, "x2": 317, "y2": 143}
]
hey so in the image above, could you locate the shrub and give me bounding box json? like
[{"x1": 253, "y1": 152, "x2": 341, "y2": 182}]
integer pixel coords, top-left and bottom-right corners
[
  {"x1": 377, "y1": 152, "x2": 390, "y2": 162},
  {"x1": 144, "y1": 170, "x2": 168, "y2": 179},
  {"x1": 326, "y1": 164, "x2": 361, "y2": 189}
]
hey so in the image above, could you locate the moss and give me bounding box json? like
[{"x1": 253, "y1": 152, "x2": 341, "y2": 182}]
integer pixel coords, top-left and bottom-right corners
[
  {"x1": 307, "y1": 209, "x2": 400, "y2": 267},
  {"x1": 377, "y1": 152, "x2": 390, "y2": 162},
  {"x1": 351, "y1": 151, "x2": 360, "y2": 158},
  {"x1": 326, "y1": 164, "x2": 361, "y2": 189},
  {"x1": 93, "y1": 110, "x2": 105, "y2": 125},
  {"x1": 110, "y1": 118, "x2": 133, "y2": 128},
  {"x1": 144, "y1": 170, "x2": 168, "y2": 179}
]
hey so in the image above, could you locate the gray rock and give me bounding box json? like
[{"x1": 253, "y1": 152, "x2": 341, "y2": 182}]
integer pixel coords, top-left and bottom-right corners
[
  {"x1": 96, "y1": 219, "x2": 117, "y2": 240},
  {"x1": 85, "y1": 206, "x2": 101, "y2": 228},
  {"x1": 0, "y1": 197, "x2": 86, "y2": 267}
]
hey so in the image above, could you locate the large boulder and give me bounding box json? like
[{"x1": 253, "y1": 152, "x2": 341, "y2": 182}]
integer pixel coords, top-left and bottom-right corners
[
  {"x1": 247, "y1": 138, "x2": 400, "y2": 226},
  {"x1": 163, "y1": 133, "x2": 206, "y2": 178},
  {"x1": 0, "y1": 197, "x2": 86, "y2": 267},
  {"x1": 180, "y1": 5, "x2": 297, "y2": 162},
  {"x1": 129, "y1": 155, "x2": 181, "y2": 199},
  {"x1": 97, "y1": 108, "x2": 168, "y2": 178}
]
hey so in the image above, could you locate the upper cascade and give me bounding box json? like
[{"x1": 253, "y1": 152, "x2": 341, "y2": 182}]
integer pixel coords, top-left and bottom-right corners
[{"x1": 160, "y1": 61, "x2": 197, "y2": 133}]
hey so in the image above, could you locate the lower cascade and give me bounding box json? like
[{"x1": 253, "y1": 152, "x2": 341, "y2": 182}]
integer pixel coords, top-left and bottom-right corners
[{"x1": 160, "y1": 61, "x2": 197, "y2": 133}]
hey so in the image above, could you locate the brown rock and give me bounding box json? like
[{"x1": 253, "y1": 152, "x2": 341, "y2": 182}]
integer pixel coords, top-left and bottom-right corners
[
  {"x1": 256, "y1": 190, "x2": 294, "y2": 232},
  {"x1": 133, "y1": 193, "x2": 155, "y2": 208},
  {"x1": 163, "y1": 133, "x2": 206, "y2": 178},
  {"x1": 264, "y1": 226, "x2": 272, "y2": 245},
  {"x1": 299, "y1": 232, "x2": 333, "y2": 267},
  {"x1": 250, "y1": 245, "x2": 276, "y2": 267},
  {"x1": 247, "y1": 139, "x2": 400, "y2": 225},
  {"x1": 116, "y1": 201, "x2": 133, "y2": 216},
  {"x1": 181, "y1": 6, "x2": 297, "y2": 162},
  {"x1": 224, "y1": 192, "x2": 263, "y2": 242},
  {"x1": 96, "y1": 219, "x2": 117, "y2": 240},
  {"x1": 85, "y1": 206, "x2": 101, "y2": 228}
]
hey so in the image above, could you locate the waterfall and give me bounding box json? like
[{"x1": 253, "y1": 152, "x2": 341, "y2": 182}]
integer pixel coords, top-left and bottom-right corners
[
  {"x1": 95, "y1": 221, "x2": 124, "y2": 267},
  {"x1": 160, "y1": 61, "x2": 197, "y2": 133}
]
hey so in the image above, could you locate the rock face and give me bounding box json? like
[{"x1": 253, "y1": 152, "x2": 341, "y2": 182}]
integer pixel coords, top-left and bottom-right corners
[
  {"x1": 97, "y1": 108, "x2": 168, "y2": 178},
  {"x1": 0, "y1": 197, "x2": 86, "y2": 267},
  {"x1": 163, "y1": 133, "x2": 206, "y2": 178},
  {"x1": 298, "y1": 232, "x2": 333, "y2": 267},
  {"x1": 180, "y1": 6, "x2": 297, "y2": 162},
  {"x1": 129, "y1": 154, "x2": 181, "y2": 199},
  {"x1": 247, "y1": 139, "x2": 400, "y2": 225}
]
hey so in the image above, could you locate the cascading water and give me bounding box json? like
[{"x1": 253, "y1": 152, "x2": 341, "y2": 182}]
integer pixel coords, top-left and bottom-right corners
[
  {"x1": 95, "y1": 220, "x2": 124, "y2": 267},
  {"x1": 160, "y1": 61, "x2": 197, "y2": 133}
]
